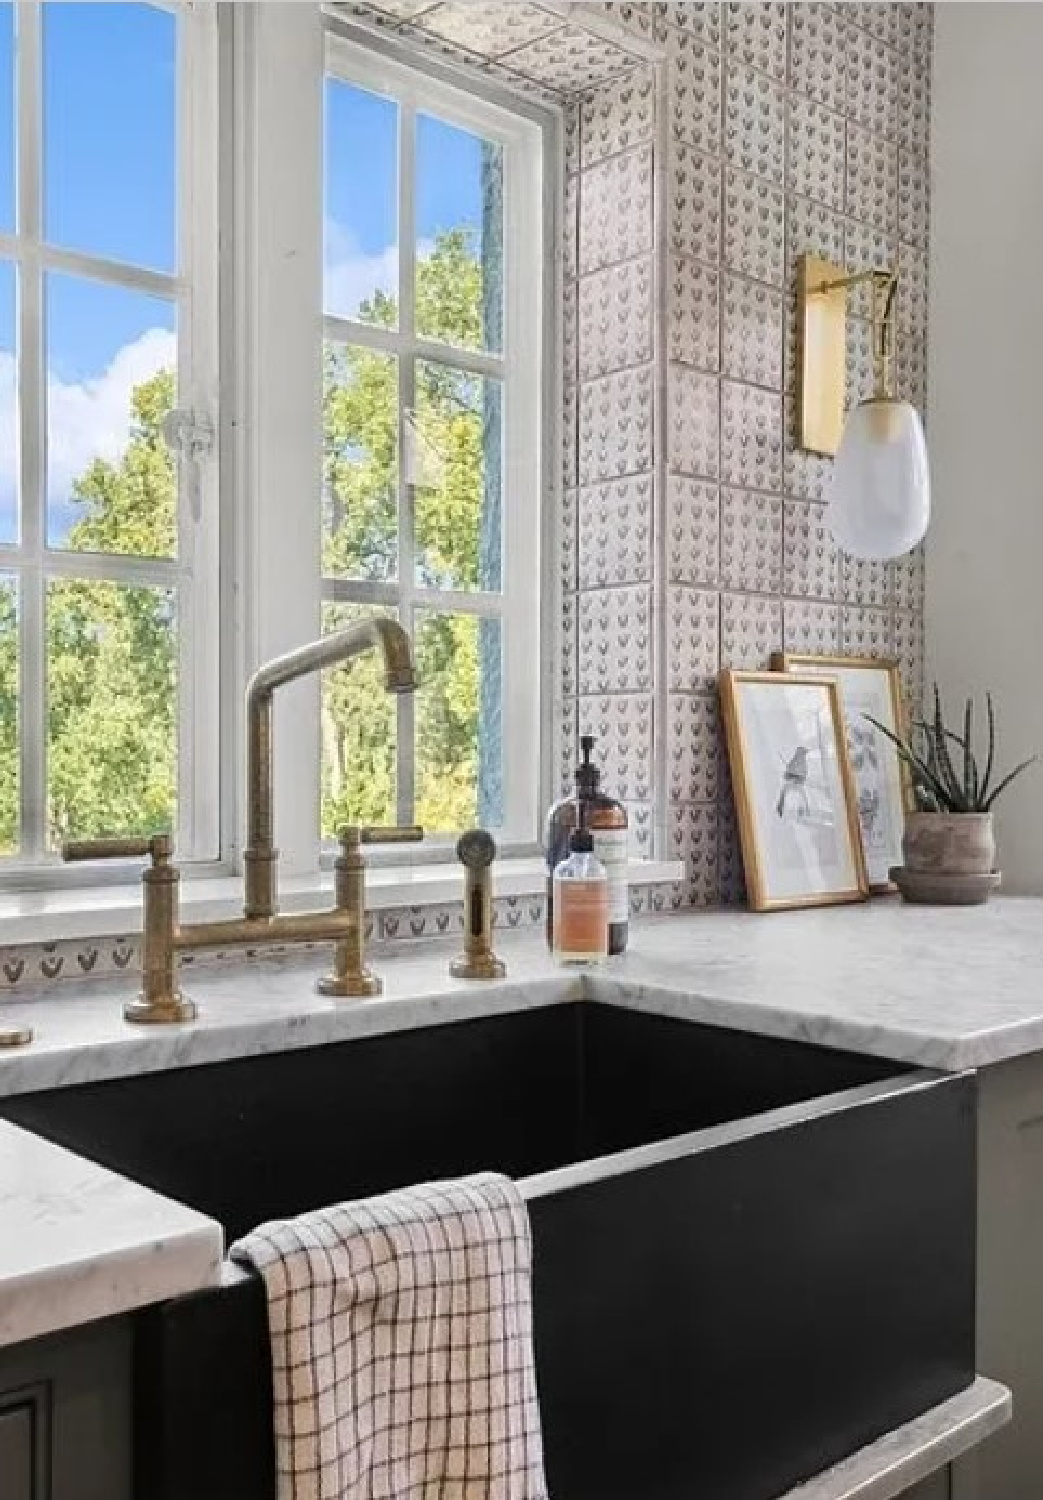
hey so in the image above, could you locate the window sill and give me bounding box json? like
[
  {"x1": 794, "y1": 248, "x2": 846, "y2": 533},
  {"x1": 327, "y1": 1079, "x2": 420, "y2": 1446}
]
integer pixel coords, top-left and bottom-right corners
[{"x1": 0, "y1": 857, "x2": 686, "y2": 949}]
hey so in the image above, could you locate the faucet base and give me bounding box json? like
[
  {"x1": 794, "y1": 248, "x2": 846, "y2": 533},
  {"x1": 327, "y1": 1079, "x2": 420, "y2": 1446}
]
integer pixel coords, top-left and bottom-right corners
[
  {"x1": 450, "y1": 953, "x2": 507, "y2": 981},
  {"x1": 124, "y1": 994, "x2": 198, "y2": 1025},
  {"x1": 315, "y1": 972, "x2": 383, "y2": 999}
]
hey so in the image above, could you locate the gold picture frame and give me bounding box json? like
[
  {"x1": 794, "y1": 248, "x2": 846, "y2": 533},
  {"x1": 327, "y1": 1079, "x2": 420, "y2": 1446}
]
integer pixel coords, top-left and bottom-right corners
[
  {"x1": 772, "y1": 653, "x2": 909, "y2": 892},
  {"x1": 719, "y1": 669, "x2": 869, "y2": 912}
]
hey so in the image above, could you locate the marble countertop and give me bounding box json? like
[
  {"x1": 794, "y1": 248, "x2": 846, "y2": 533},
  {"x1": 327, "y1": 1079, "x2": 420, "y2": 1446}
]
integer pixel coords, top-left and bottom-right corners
[
  {"x1": 0, "y1": 1117, "x2": 222, "y2": 1348},
  {"x1": 0, "y1": 897, "x2": 1040, "y2": 1094}
]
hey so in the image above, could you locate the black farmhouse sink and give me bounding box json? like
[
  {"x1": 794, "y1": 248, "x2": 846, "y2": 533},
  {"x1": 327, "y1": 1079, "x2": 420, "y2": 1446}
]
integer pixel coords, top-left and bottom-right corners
[{"x1": 1, "y1": 998, "x2": 976, "y2": 1500}]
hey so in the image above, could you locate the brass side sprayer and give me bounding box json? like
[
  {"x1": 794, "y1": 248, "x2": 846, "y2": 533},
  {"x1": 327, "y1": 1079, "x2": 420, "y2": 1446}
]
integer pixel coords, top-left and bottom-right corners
[{"x1": 449, "y1": 829, "x2": 506, "y2": 981}]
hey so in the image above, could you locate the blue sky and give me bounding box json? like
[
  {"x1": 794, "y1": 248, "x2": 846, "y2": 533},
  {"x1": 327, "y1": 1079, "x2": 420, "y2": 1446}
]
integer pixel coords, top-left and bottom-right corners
[
  {"x1": 324, "y1": 77, "x2": 487, "y2": 321},
  {"x1": 0, "y1": 8, "x2": 485, "y2": 544},
  {"x1": 0, "y1": 3, "x2": 176, "y2": 364},
  {"x1": 0, "y1": 3, "x2": 177, "y2": 544}
]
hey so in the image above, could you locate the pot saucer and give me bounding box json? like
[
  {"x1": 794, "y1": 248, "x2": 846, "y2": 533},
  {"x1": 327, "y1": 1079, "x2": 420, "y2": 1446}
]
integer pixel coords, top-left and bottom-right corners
[{"x1": 889, "y1": 866, "x2": 1002, "y2": 906}]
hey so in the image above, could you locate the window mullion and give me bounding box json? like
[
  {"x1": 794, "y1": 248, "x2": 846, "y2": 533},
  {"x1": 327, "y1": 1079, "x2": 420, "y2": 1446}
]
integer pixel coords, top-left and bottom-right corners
[
  {"x1": 10, "y1": 239, "x2": 183, "y2": 300},
  {"x1": 323, "y1": 576, "x2": 400, "y2": 609},
  {"x1": 40, "y1": 547, "x2": 181, "y2": 588},
  {"x1": 16, "y1": 2, "x2": 44, "y2": 861},
  {"x1": 246, "y1": 3, "x2": 324, "y2": 878},
  {"x1": 175, "y1": 0, "x2": 222, "y2": 862},
  {"x1": 396, "y1": 101, "x2": 416, "y2": 828}
]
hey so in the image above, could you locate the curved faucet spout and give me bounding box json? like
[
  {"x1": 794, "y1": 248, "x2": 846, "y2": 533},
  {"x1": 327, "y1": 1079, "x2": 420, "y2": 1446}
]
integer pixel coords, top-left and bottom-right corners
[{"x1": 244, "y1": 617, "x2": 416, "y2": 919}]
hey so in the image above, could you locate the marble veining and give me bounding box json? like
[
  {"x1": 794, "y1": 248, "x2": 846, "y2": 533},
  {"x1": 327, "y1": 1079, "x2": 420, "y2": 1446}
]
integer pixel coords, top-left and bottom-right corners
[
  {"x1": 0, "y1": 899, "x2": 1041, "y2": 1094},
  {"x1": 589, "y1": 897, "x2": 1043, "y2": 1071},
  {"x1": 0, "y1": 1118, "x2": 222, "y2": 1349}
]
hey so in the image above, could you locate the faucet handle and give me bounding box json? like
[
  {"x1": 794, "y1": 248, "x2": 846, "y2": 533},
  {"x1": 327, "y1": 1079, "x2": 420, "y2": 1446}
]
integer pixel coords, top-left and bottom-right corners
[
  {"x1": 62, "y1": 833, "x2": 172, "y2": 864},
  {"x1": 339, "y1": 824, "x2": 424, "y2": 849}
]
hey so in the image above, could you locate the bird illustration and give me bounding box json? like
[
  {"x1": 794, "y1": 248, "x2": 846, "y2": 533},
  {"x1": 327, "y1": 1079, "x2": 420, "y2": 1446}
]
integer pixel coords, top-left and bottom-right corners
[{"x1": 776, "y1": 745, "x2": 811, "y2": 819}]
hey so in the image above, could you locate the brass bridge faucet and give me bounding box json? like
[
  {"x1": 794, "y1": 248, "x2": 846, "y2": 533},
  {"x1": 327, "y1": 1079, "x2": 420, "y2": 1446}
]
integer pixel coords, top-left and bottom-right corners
[{"x1": 63, "y1": 617, "x2": 422, "y2": 1024}]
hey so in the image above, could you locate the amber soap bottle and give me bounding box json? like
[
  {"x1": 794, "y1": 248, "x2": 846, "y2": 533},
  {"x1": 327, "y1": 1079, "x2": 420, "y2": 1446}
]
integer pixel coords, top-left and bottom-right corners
[{"x1": 545, "y1": 735, "x2": 628, "y2": 955}]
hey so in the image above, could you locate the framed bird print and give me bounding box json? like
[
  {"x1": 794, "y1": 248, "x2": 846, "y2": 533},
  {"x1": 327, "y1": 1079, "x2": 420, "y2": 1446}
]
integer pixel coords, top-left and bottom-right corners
[
  {"x1": 719, "y1": 670, "x2": 868, "y2": 911},
  {"x1": 772, "y1": 653, "x2": 908, "y2": 892}
]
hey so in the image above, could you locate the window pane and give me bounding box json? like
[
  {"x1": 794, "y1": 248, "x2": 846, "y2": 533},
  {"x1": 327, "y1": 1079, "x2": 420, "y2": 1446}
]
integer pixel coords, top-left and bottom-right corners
[
  {"x1": 416, "y1": 114, "x2": 502, "y2": 355},
  {"x1": 0, "y1": 260, "x2": 17, "y2": 545},
  {"x1": 323, "y1": 342, "x2": 397, "y2": 582},
  {"x1": 415, "y1": 611, "x2": 502, "y2": 833},
  {"x1": 46, "y1": 273, "x2": 177, "y2": 557},
  {"x1": 46, "y1": 580, "x2": 176, "y2": 848},
  {"x1": 0, "y1": 5, "x2": 13, "y2": 234},
  {"x1": 324, "y1": 79, "x2": 398, "y2": 326},
  {"x1": 321, "y1": 602, "x2": 397, "y2": 835},
  {"x1": 414, "y1": 360, "x2": 502, "y2": 593},
  {"x1": 43, "y1": 3, "x2": 176, "y2": 272},
  {"x1": 0, "y1": 573, "x2": 17, "y2": 854}
]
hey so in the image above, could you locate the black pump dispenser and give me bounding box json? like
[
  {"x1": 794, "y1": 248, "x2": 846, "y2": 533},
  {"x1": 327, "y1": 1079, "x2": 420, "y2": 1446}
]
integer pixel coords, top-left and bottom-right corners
[{"x1": 576, "y1": 736, "x2": 600, "y2": 800}]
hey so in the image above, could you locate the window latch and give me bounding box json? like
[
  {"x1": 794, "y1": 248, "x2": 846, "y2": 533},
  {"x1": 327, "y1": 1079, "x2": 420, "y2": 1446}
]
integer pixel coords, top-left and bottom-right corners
[{"x1": 162, "y1": 408, "x2": 215, "y2": 522}]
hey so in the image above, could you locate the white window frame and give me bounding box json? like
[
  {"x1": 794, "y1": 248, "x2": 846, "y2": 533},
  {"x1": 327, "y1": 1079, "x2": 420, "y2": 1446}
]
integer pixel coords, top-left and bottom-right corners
[
  {"x1": 0, "y1": 0, "x2": 220, "y2": 884},
  {"x1": 321, "y1": 32, "x2": 544, "y2": 851}
]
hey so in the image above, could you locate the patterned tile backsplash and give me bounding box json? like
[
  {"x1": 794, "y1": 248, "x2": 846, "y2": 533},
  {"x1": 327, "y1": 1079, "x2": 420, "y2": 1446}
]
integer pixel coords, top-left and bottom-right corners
[
  {"x1": 8, "y1": 3, "x2": 933, "y2": 990},
  {"x1": 565, "y1": 0, "x2": 932, "y2": 912}
]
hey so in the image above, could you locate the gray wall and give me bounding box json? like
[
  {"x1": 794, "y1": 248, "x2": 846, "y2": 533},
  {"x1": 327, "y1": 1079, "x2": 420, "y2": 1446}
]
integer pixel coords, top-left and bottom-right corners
[{"x1": 928, "y1": 2, "x2": 1043, "y2": 894}]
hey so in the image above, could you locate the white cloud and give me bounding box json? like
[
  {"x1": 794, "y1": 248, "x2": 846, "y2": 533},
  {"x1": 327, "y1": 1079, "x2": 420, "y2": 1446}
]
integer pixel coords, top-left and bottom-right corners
[
  {"x1": 0, "y1": 326, "x2": 175, "y2": 537},
  {"x1": 49, "y1": 327, "x2": 176, "y2": 499},
  {"x1": 325, "y1": 221, "x2": 398, "y2": 322},
  {"x1": 324, "y1": 221, "x2": 435, "y2": 322},
  {"x1": 0, "y1": 220, "x2": 436, "y2": 539}
]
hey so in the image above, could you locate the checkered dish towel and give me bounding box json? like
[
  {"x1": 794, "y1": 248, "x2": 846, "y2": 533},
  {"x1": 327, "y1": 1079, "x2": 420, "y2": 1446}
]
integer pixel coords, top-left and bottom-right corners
[{"x1": 230, "y1": 1172, "x2": 548, "y2": 1500}]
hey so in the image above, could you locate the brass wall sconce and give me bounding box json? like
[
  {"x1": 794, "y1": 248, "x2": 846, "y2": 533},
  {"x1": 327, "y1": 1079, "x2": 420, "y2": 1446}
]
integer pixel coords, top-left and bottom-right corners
[{"x1": 796, "y1": 253, "x2": 930, "y2": 561}]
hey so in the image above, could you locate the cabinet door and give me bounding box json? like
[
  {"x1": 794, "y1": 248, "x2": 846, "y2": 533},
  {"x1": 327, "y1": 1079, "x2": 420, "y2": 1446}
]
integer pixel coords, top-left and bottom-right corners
[
  {"x1": 0, "y1": 1321, "x2": 130, "y2": 1500},
  {"x1": 0, "y1": 1387, "x2": 47, "y2": 1500}
]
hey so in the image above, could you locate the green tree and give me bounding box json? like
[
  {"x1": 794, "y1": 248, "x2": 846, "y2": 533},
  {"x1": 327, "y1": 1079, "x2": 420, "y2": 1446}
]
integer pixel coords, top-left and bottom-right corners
[
  {"x1": 322, "y1": 227, "x2": 492, "y2": 835},
  {"x1": 0, "y1": 228, "x2": 490, "y2": 856},
  {"x1": 47, "y1": 372, "x2": 178, "y2": 846}
]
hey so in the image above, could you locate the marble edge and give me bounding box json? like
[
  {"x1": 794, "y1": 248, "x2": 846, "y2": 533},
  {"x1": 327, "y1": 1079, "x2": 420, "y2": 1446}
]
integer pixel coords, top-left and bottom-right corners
[
  {"x1": 2, "y1": 906, "x2": 1043, "y2": 1097},
  {"x1": 0, "y1": 971, "x2": 583, "y2": 1098},
  {"x1": 586, "y1": 977, "x2": 973, "y2": 1070},
  {"x1": 0, "y1": 1116, "x2": 224, "y2": 1349},
  {"x1": 588, "y1": 975, "x2": 1043, "y2": 1072},
  {"x1": 0, "y1": 1219, "x2": 224, "y2": 1349},
  {"x1": 776, "y1": 1376, "x2": 1010, "y2": 1500}
]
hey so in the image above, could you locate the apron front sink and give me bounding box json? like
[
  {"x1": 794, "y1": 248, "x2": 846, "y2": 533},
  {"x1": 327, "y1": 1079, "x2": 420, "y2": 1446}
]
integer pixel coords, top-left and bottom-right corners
[{"x1": 1, "y1": 997, "x2": 976, "y2": 1500}]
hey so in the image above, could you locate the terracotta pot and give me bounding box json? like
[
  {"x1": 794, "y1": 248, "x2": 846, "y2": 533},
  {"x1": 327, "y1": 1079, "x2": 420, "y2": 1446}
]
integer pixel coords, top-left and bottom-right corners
[{"x1": 901, "y1": 811, "x2": 997, "y2": 876}]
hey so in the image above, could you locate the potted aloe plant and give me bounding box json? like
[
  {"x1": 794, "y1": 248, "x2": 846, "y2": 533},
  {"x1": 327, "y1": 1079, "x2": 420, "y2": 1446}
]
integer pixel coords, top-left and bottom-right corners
[{"x1": 869, "y1": 687, "x2": 1037, "y2": 902}]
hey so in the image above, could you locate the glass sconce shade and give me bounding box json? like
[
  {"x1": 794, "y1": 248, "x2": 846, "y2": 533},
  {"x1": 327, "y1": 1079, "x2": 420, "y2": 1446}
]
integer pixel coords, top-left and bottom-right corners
[{"x1": 825, "y1": 398, "x2": 931, "y2": 560}]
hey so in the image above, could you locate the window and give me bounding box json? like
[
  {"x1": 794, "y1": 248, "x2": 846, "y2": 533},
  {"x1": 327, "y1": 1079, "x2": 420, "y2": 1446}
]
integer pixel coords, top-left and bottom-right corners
[
  {"x1": 321, "y1": 39, "x2": 543, "y2": 846},
  {"x1": 0, "y1": 5, "x2": 549, "y2": 895},
  {"x1": 0, "y1": 1, "x2": 218, "y2": 870}
]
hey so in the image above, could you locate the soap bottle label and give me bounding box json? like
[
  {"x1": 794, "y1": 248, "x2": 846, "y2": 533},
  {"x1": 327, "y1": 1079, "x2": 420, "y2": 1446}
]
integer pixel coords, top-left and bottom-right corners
[
  {"x1": 553, "y1": 877, "x2": 609, "y2": 960},
  {"x1": 591, "y1": 827, "x2": 628, "y2": 926}
]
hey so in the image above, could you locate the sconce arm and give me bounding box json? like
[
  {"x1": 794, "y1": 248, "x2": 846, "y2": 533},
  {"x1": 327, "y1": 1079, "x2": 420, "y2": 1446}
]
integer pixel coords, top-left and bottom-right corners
[{"x1": 811, "y1": 267, "x2": 899, "y2": 400}]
